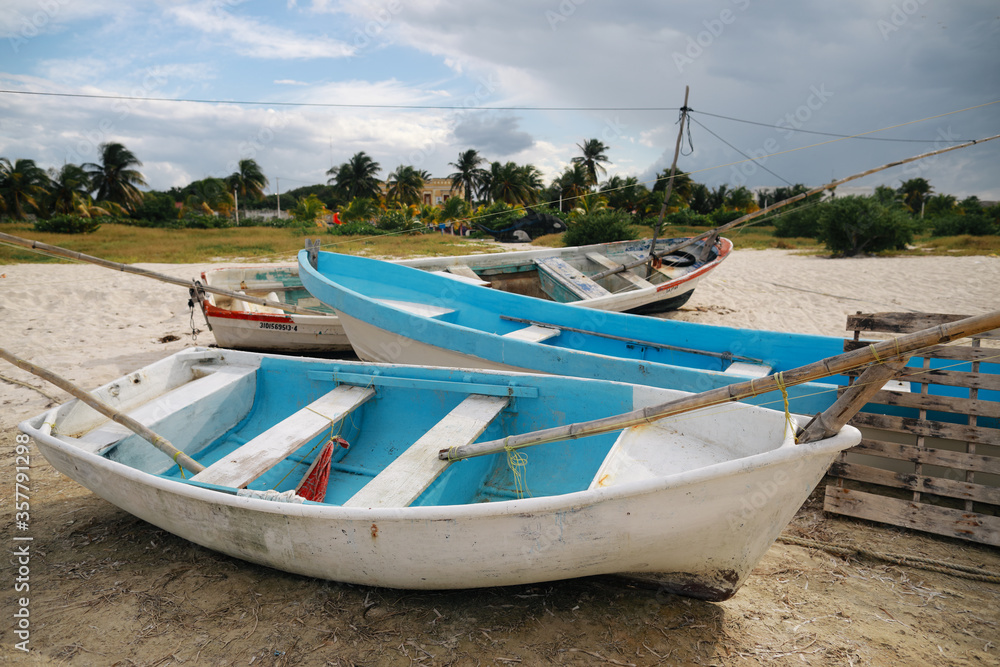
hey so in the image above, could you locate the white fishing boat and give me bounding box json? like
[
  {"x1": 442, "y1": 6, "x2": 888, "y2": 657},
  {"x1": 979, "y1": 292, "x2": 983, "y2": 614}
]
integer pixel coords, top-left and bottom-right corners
[
  {"x1": 19, "y1": 348, "x2": 858, "y2": 600},
  {"x1": 196, "y1": 235, "x2": 730, "y2": 352}
]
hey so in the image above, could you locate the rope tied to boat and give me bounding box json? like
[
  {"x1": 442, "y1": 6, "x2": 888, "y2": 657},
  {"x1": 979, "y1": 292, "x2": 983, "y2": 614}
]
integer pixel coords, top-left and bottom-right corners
[
  {"x1": 504, "y1": 437, "x2": 530, "y2": 499},
  {"x1": 774, "y1": 371, "x2": 797, "y2": 444},
  {"x1": 172, "y1": 449, "x2": 186, "y2": 479}
]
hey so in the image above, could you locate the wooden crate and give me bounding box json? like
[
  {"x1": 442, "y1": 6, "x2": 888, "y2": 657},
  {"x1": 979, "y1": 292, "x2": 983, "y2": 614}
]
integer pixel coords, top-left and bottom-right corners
[{"x1": 823, "y1": 312, "x2": 1000, "y2": 546}]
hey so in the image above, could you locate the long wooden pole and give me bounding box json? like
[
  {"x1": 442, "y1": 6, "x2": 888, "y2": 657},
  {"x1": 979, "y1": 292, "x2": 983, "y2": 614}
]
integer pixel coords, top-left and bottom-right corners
[
  {"x1": 0, "y1": 232, "x2": 328, "y2": 317},
  {"x1": 0, "y1": 347, "x2": 206, "y2": 474},
  {"x1": 439, "y1": 309, "x2": 1000, "y2": 461},
  {"x1": 646, "y1": 86, "x2": 690, "y2": 277},
  {"x1": 591, "y1": 132, "x2": 1000, "y2": 281}
]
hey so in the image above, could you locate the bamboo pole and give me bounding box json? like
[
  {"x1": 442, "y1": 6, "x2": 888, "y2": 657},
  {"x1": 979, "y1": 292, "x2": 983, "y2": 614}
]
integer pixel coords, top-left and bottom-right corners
[
  {"x1": 646, "y1": 86, "x2": 690, "y2": 278},
  {"x1": 439, "y1": 309, "x2": 1000, "y2": 461},
  {"x1": 0, "y1": 348, "x2": 206, "y2": 474},
  {"x1": 796, "y1": 357, "x2": 910, "y2": 444},
  {"x1": 591, "y1": 132, "x2": 1000, "y2": 281},
  {"x1": 0, "y1": 232, "x2": 329, "y2": 316}
]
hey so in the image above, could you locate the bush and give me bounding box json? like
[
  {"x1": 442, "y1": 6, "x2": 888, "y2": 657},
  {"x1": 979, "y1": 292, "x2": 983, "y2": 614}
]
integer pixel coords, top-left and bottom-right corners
[
  {"x1": 563, "y1": 209, "x2": 638, "y2": 246},
  {"x1": 663, "y1": 208, "x2": 713, "y2": 227},
  {"x1": 709, "y1": 209, "x2": 745, "y2": 226},
  {"x1": 374, "y1": 210, "x2": 424, "y2": 233},
  {"x1": 326, "y1": 221, "x2": 387, "y2": 236},
  {"x1": 930, "y1": 214, "x2": 995, "y2": 237},
  {"x1": 773, "y1": 206, "x2": 823, "y2": 238},
  {"x1": 33, "y1": 214, "x2": 102, "y2": 234},
  {"x1": 182, "y1": 214, "x2": 232, "y2": 229},
  {"x1": 817, "y1": 196, "x2": 913, "y2": 256}
]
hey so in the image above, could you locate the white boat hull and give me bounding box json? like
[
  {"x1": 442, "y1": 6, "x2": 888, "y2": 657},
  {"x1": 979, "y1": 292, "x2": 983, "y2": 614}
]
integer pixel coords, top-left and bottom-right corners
[{"x1": 22, "y1": 349, "x2": 858, "y2": 599}]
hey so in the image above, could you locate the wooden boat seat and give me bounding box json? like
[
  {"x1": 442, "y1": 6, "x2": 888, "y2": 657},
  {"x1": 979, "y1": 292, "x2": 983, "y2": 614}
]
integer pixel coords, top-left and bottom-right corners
[
  {"x1": 502, "y1": 324, "x2": 561, "y2": 343},
  {"x1": 191, "y1": 384, "x2": 376, "y2": 488},
  {"x1": 74, "y1": 364, "x2": 259, "y2": 455},
  {"x1": 584, "y1": 252, "x2": 655, "y2": 290},
  {"x1": 534, "y1": 257, "x2": 612, "y2": 300},
  {"x1": 724, "y1": 361, "x2": 773, "y2": 378},
  {"x1": 446, "y1": 264, "x2": 489, "y2": 284},
  {"x1": 343, "y1": 394, "x2": 510, "y2": 508},
  {"x1": 376, "y1": 299, "x2": 455, "y2": 318}
]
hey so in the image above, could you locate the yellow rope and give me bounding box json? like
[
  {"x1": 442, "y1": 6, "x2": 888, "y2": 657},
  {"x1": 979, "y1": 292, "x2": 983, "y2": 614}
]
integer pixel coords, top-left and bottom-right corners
[
  {"x1": 774, "y1": 371, "x2": 798, "y2": 443},
  {"x1": 504, "y1": 438, "x2": 530, "y2": 499},
  {"x1": 172, "y1": 450, "x2": 186, "y2": 479}
]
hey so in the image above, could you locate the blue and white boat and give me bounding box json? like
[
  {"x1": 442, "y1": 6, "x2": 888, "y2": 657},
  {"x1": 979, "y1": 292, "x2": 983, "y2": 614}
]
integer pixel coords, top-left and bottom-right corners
[
  {"x1": 298, "y1": 251, "x2": 851, "y2": 415},
  {"x1": 19, "y1": 347, "x2": 860, "y2": 599}
]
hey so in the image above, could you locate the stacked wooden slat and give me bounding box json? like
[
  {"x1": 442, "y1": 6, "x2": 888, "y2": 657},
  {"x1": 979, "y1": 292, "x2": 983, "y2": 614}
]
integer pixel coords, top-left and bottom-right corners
[{"x1": 824, "y1": 312, "x2": 1000, "y2": 546}]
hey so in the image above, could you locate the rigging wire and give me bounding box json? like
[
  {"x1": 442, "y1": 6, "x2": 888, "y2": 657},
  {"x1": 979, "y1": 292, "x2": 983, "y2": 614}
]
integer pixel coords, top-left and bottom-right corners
[{"x1": 688, "y1": 115, "x2": 794, "y2": 187}]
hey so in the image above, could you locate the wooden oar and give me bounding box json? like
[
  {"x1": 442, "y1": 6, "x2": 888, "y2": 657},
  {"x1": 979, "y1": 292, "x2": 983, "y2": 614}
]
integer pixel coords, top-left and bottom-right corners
[
  {"x1": 590, "y1": 132, "x2": 1000, "y2": 281},
  {"x1": 439, "y1": 309, "x2": 1000, "y2": 461},
  {"x1": 0, "y1": 348, "x2": 206, "y2": 474},
  {"x1": 0, "y1": 232, "x2": 328, "y2": 317}
]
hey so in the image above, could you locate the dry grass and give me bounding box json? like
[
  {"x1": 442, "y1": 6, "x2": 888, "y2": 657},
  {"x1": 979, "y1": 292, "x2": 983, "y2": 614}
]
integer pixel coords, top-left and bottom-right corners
[{"x1": 0, "y1": 222, "x2": 507, "y2": 264}]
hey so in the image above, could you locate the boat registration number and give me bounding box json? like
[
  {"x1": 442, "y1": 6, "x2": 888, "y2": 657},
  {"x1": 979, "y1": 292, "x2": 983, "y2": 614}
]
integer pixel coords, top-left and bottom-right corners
[{"x1": 259, "y1": 322, "x2": 297, "y2": 331}]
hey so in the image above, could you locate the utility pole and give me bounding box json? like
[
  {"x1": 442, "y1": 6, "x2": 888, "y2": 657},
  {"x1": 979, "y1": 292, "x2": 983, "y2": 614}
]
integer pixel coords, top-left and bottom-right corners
[
  {"x1": 276, "y1": 177, "x2": 281, "y2": 218},
  {"x1": 234, "y1": 188, "x2": 239, "y2": 226}
]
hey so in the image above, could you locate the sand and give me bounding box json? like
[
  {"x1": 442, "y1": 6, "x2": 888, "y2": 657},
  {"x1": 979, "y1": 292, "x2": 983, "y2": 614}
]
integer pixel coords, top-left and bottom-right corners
[{"x1": 1, "y1": 248, "x2": 999, "y2": 665}]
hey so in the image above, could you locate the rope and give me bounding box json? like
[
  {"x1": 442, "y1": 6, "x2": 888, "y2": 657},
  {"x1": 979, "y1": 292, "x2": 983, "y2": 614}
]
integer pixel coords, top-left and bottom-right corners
[
  {"x1": 774, "y1": 371, "x2": 797, "y2": 443},
  {"x1": 778, "y1": 535, "x2": 1000, "y2": 583},
  {"x1": 504, "y1": 438, "x2": 530, "y2": 499},
  {"x1": 172, "y1": 450, "x2": 186, "y2": 479}
]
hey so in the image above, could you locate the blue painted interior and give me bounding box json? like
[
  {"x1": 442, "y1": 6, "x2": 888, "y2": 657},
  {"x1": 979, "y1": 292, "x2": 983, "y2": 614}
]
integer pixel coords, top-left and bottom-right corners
[{"x1": 159, "y1": 357, "x2": 638, "y2": 505}]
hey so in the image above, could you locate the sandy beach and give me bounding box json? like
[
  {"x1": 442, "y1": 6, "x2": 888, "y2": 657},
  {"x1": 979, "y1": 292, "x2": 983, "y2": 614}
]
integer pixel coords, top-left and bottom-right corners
[{"x1": 2, "y1": 248, "x2": 999, "y2": 665}]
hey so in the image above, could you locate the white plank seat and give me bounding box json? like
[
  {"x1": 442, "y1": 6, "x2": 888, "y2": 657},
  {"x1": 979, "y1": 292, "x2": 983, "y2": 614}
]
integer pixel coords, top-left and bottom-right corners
[
  {"x1": 584, "y1": 252, "x2": 656, "y2": 290},
  {"x1": 724, "y1": 361, "x2": 773, "y2": 378},
  {"x1": 191, "y1": 385, "x2": 376, "y2": 488},
  {"x1": 73, "y1": 364, "x2": 258, "y2": 456},
  {"x1": 534, "y1": 257, "x2": 612, "y2": 300},
  {"x1": 502, "y1": 324, "x2": 561, "y2": 343},
  {"x1": 446, "y1": 264, "x2": 489, "y2": 284},
  {"x1": 343, "y1": 394, "x2": 510, "y2": 508},
  {"x1": 376, "y1": 299, "x2": 455, "y2": 318}
]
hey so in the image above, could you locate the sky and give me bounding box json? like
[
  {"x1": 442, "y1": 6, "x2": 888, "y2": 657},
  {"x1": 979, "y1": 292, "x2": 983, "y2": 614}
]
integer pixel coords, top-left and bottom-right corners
[{"x1": 1, "y1": 0, "x2": 999, "y2": 201}]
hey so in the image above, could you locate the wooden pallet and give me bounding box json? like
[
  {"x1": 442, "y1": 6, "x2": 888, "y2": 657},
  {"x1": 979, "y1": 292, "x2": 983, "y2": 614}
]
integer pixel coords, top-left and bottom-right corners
[{"x1": 823, "y1": 312, "x2": 1000, "y2": 546}]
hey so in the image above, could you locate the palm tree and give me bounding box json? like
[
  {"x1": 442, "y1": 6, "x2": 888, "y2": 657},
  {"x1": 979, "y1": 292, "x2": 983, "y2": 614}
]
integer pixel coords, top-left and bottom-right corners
[
  {"x1": 339, "y1": 197, "x2": 380, "y2": 223},
  {"x1": 652, "y1": 169, "x2": 693, "y2": 204},
  {"x1": 183, "y1": 178, "x2": 233, "y2": 216},
  {"x1": 601, "y1": 175, "x2": 649, "y2": 213},
  {"x1": 46, "y1": 163, "x2": 110, "y2": 217},
  {"x1": 0, "y1": 158, "x2": 50, "y2": 220},
  {"x1": 385, "y1": 165, "x2": 430, "y2": 206},
  {"x1": 571, "y1": 138, "x2": 610, "y2": 188},
  {"x1": 226, "y1": 159, "x2": 269, "y2": 201},
  {"x1": 554, "y1": 163, "x2": 590, "y2": 211},
  {"x1": 488, "y1": 162, "x2": 537, "y2": 206},
  {"x1": 448, "y1": 149, "x2": 486, "y2": 205},
  {"x1": 327, "y1": 151, "x2": 382, "y2": 201},
  {"x1": 84, "y1": 142, "x2": 148, "y2": 213},
  {"x1": 897, "y1": 177, "x2": 932, "y2": 215}
]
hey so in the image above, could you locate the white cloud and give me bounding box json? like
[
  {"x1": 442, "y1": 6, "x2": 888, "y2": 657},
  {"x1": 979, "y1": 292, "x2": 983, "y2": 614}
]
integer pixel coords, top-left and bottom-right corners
[{"x1": 167, "y1": 2, "x2": 354, "y2": 59}]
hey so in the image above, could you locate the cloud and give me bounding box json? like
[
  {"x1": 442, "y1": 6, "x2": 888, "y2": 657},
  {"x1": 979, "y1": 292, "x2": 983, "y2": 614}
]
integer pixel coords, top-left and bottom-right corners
[
  {"x1": 452, "y1": 115, "x2": 534, "y2": 157},
  {"x1": 166, "y1": 2, "x2": 354, "y2": 59}
]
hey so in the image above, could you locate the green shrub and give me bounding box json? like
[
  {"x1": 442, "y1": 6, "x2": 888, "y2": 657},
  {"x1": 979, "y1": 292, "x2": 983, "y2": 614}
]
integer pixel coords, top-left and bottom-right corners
[
  {"x1": 664, "y1": 208, "x2": 713, "y2": 227},
  {"x1": 930, "y1": 214, "x2": 994, "y2": 237},
  {"x1": 773, "y1": 206, "x2": 823, "y2": 238},
  {"x1": 709, "y1": 209, "x2": 745, "y2": 226},
  {"x1": 563, "y1": 209, "x2": 638, "y2": 246},
  {"x1": 182, "y1": 214, "x2": 231, "y2": 229},
  {"x1": 33, "y1": 214, "x2": 102, "y2": 234},
  {"x1": 375, "y1": 210, "x2": 424, "y2": 233},
  {"x1": 327, "y1": 221, "x2": 387, "y2": 236},
  {"x1": 817, "y1": 196, "x2": 913, "y2": 256}
]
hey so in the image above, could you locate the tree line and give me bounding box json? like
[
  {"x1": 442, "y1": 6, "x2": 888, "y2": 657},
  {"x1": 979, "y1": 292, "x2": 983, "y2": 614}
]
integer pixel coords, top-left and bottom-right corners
[{"x1": 2, "y1": 140, "x2": 996, "y2": 254}]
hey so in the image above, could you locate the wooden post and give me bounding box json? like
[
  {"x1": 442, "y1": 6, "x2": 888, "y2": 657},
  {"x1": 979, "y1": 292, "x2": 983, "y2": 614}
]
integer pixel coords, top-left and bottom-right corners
[
  {"x1": 0, "y1": 232, "x2": 328, "y2": 316},
  {"x1": 0, "y1": 348, "x2": 206, "y2": 475},
  {"x1": 796, "y1": 357, "x2": 909, "y2": 444},
  {"x1": 646, "y1": 86, "x2": 690, "y2": 278},
  {"x1": 440, "y1": 309, "x2": 1000, "y2": 461},
  {"x1": 590, "y1": 132, "x2": 1000, "y2": 282}
]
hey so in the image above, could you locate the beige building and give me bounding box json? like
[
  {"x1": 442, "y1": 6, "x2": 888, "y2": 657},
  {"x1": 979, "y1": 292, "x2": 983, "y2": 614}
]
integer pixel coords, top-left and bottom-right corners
[{"x1": 380, "y1": 178, "x2": 463, "y2": 205}]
